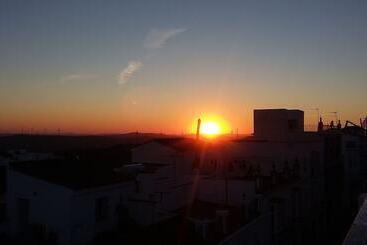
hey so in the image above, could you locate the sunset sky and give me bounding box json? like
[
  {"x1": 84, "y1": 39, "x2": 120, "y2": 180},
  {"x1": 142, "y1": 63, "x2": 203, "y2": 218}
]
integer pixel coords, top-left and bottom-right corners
[{"x1": 1, "y1": 0, "x2": 366, "y2": 134}]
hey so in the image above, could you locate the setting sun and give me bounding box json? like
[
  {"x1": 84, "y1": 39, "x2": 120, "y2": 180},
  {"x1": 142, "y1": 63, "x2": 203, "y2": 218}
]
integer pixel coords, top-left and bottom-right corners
[
  {"x1": 201, "y1": 121, "x2": 220, "y2": 136},
  {"x1": 189, "y1": 114, "x2": 230, "y2": 137}
]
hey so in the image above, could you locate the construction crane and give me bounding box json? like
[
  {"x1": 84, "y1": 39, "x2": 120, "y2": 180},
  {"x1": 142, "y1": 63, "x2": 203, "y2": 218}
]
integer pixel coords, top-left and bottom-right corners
[
  {"x1": 345, "y1": 120, "x2": 360, "y2": 128},
  {"x1": 360, "y1": 116, "x2": 367, "y2": 130},
  {"x1": 345, "y1": 120, "x2": 367, "y2": 136}
]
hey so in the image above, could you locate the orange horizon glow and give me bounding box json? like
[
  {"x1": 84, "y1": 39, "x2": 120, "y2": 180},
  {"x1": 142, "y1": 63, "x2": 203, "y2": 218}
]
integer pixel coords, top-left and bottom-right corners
[{"x1": 0, "y1": 108, "x2": 364, "y2": 135}]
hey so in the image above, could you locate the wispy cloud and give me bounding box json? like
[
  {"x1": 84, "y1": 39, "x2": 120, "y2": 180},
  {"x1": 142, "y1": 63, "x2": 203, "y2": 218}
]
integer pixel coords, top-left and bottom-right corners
[
  {"x1": 117, "y1": 28, "x2": 185, "y2": 85},
  {"x1": 60, "y1": 73, "x2": 97, "y2": 82},
  {"x1": 118, "y1": 61, "x2": 143, "y2": 84},
  {"x1": 144, "y1": 28, "x2": 186, "y2": 48}
]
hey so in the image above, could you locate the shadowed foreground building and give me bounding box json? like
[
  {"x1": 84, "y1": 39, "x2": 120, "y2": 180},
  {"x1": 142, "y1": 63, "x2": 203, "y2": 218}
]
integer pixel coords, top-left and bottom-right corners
[
  {"x1": 7, "y1": 159, "x2": 135, "y2": 245},
  {"x1": 1, "y1": 109, "x2": 366, "y2": 245},
  {"x1": 343, "y1": 194, "x2": 367, "y2": 245}
]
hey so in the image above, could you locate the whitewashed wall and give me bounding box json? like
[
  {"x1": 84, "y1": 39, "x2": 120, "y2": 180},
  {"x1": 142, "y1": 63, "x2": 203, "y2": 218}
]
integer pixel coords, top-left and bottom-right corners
[
  {"x1": 7, "y1": 170, "x2": 135, "y2": 245},
  {"x1": 197, "y1": 179, "x2": 256, "y2": 207},
  {"x1": 7, "y1": 171, "x2": 73, "y2": 245}
]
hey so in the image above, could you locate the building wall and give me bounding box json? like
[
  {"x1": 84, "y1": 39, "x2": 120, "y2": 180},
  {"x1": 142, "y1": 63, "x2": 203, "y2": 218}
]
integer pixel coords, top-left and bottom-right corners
[
  {"x1": 218, "y1": 213, "x2": 273, "y2": 245},
  {"x1": 131, "y1": 142, "x2": 176, "y2": 164},
  {"x1": 129, "y1": 141, "x2": 197, "y2": 226},
  {"x1": 341, "y1": 134, "x2": 362, "y2": 211},
  {"x1": 129, "y1": 164, "x2": 194, "y2": 226},
  {"x1": 202, "y1": 138, "x2": 323, "y2": 181},
  {"x1": 7, "y1": 170, "x2": 136, "y2": 245},
  {"x1": 132, "y1": 142, "x2": 195, "y2": 175},
  {"x1": 254, "y1": 109, "x2": 304, "y2": 140},
  {"x1": 0, "y1": 157, "x2": 9, "y2": 233},
  {"x1": 197, "y1": 179, "x2": 256, "y2": 207},
  {"x1": 7, "y1": 171, "x2": 73, "y2": 245},
  {"x1": 69, "y1": 183, "x2": 134, "y2": 245}
]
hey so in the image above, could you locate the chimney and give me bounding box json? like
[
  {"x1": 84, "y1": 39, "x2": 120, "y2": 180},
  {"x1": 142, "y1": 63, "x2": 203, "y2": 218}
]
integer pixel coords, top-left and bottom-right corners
[
  {"x1": 196, "y1": 118, "x2": 201, "y2": 140},
  {"x1": 317, "y1": 117, "x2": 323, "y2": 132}
]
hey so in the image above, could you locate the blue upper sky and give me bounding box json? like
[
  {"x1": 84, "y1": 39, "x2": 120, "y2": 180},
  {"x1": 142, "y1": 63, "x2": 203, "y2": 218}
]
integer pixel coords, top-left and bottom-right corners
[{"x1": 1, "y1": 0, "x2": 366, "y2": 133}]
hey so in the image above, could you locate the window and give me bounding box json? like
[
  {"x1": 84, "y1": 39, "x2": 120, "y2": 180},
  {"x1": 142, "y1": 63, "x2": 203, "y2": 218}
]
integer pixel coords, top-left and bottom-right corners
[{"x1": 95, "y1": 197, "x2": 109, "y2": 222}]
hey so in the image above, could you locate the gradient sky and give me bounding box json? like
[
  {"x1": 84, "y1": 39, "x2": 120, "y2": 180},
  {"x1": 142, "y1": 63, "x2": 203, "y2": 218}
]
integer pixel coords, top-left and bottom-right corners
[{"x1": 1, "y1": 0, "x2": 366, "y2": 134}]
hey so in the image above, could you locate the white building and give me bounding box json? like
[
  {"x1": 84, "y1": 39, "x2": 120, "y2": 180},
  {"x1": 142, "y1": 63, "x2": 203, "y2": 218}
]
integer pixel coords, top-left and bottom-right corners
[
  {"x1": 254, "y1": 109, "x2": 304, "y2": 141},
  {"x1": 194, "y1": 109, "x2": 326, "y2": 244},
  {"x1": 7, "y1": 159, "x2": 135, "y2": 245},
  {"x1": 128, "y1": 138, "x2": 197, "y2": 225}
]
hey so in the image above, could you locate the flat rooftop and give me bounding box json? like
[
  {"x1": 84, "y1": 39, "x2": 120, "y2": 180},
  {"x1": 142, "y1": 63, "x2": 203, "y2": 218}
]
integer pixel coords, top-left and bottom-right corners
[{"x1": 10, "y1": 159, "x2": 135, "y2": 190}]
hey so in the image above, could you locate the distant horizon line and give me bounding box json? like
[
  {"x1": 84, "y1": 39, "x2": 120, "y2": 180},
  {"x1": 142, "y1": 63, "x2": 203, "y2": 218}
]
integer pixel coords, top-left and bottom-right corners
[{"x1": 0, "y1": 132, "x2": 252, "y2": 137}]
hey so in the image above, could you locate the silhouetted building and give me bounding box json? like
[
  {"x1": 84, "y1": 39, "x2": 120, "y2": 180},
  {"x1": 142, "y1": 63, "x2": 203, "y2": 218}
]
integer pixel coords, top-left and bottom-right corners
[
  {"x1": 2, "y1": 109, "x2": 366, "y2": 245},
  {"x1": 254, "y1": 109, "x2": 304, "y2": 140}
]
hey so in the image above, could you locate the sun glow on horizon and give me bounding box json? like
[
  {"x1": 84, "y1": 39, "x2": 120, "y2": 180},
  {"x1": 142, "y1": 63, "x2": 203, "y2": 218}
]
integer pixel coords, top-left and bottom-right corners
[
  {"x1": 190, "y1": 115, "x2": 230, "y2": 138},
  {"x1": 201, "y1": 121, "x2": 220, "y2": 137}
]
